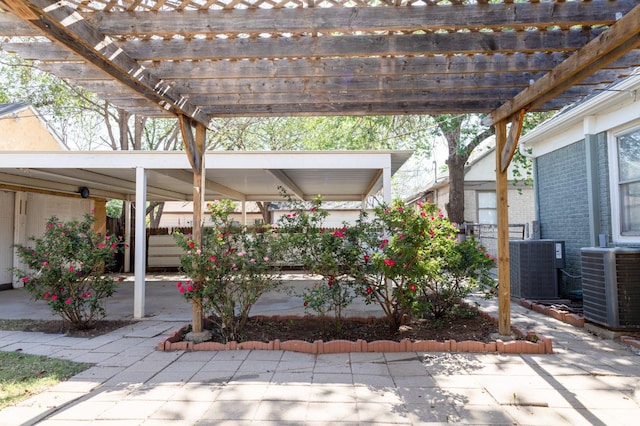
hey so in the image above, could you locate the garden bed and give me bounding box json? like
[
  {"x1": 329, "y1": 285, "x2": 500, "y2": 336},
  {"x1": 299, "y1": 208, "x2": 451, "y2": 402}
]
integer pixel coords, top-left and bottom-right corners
[{"x1": 157, "y1": 309, "x2": 552, "y2": 354}]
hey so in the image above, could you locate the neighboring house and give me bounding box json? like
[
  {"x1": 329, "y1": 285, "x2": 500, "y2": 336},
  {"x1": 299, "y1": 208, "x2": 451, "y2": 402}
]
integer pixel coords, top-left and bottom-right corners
[
  {"x1": 0, "y1": 103, "x2": 98, "y2": 289},
  {"x1": 408, "y1": 146, "x2": 536, "y2": 234},
  {"x1": 158, "y1": 201, "x2": 266, "y2": 228},
  {"x1": 158, "y1": 200, "x2": 372, "y2": 229},
  {"x1": 519, "y1": 73, "x2": 640, "y2": 300}
]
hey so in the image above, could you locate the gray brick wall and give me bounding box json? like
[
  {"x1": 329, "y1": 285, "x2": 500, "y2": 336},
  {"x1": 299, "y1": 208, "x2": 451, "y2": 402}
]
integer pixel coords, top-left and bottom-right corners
[{"x1": 535, "y1": 140, "x2": 590, "y2": 293}]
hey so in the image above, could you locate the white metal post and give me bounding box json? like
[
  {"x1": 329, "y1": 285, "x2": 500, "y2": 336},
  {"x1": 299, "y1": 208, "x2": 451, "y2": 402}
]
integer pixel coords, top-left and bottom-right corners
[{"x1": 134, "y1": 167, "x2": 147, "y2": 319}]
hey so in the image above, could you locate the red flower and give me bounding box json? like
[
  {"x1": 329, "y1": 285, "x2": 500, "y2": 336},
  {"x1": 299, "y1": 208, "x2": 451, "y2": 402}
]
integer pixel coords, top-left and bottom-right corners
[
  {"x1": 384, "y1": 258, "x2": 395, "y2": 267},
  {"x1": 209, "y1": 255, "x2": 216, "y2": 262},
  {"x1": 310, "y1": 207, "x2": 316, "y2": 212},
  {"x1": 364, "y1": 255, "x2": 370, "y2": 262},
  {"x1": 397, "y1": 206, "x2": 405, "y2": 212},
  {"x1": 187, "y1": 285, "x2": 194, "y2": 292},
  {"x1": 366, "y1": 287, "x2": 373, "y2": 295},
  {"x1": 179, "y1": 287, "x2": 186, "y2": 293},
  {"x1": 333, "y1": 230, "x2": 344, "y2": 237},
  {"x1": 176, "y1": 281, "x2": 183, "y2": 288},
  {"x1": 420, "y1": 211, "x2": 426, "y2": 217},
  {"x1": 111, "y1": 243, "x2": 118, "y2": 249},
  {"x1": 43, "y1": 292, "x2": 50, "y2": 299},
  {"x1": 188, "y1": 241, "x2": 195, "y2": 248},
  {"x1": 303, "y1": 301, "x2": 309, "y2": 307},
  {"x1": 97, "y1": 243, "x2": 106, "y2": 249},
  {"x1": 65, "y1": 298, "x2": 72, "y2": 305},
  {"x1": 485, "y1": 253, "x2": 491, "y2": 258},
  {"x1": 409, "y1": 284, "x2": 417, "y2": 292},
  {"x1": 51, "y1": 295, "x2": 58, "y2": 301}
]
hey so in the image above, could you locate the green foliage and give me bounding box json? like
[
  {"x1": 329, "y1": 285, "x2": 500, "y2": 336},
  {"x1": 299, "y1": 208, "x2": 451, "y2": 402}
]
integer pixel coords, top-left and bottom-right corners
[
  {"x1": 277, "y1": 195, "x2": 496, "y2": 333},
  {"x1": 12, "y1": 214, "x2": 123, "y2": 329},
  {"x1": 174, "y1": 199, "x2": 285, "y2": 342}
]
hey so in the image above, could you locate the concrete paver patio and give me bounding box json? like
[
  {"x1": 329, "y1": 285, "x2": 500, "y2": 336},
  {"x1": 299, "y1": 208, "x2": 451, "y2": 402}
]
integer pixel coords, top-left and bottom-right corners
[{"x1": 0, "y1": 275, "x2": 639, "y2": 425}]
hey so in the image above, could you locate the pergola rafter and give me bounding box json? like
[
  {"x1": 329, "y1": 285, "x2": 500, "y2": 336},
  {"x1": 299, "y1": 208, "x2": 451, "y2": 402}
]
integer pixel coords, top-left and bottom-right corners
[{"x1": 1, "y1": 0, "x2": 640, "y2": 333}]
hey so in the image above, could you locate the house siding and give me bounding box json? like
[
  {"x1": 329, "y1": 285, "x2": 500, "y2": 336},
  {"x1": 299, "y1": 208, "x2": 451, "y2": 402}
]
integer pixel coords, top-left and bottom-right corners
[{"x1": 535, "y1": 140, "x2": 590, "y2": 293}]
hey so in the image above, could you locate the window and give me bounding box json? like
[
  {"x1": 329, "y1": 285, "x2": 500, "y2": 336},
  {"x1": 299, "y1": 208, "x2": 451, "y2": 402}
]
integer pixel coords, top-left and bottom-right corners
[
  {"x1": 612, "y1": 126, "x2": 640, "y2": 240},
  {"x1": 477, "y1": 191, "x2": 497, "y2": 224}
]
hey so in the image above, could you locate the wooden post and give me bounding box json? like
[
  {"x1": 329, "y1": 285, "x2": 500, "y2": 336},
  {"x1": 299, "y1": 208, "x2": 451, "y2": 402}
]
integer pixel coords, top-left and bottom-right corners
[
  {"x1": 495, "y1": 119, "x2": 511, "y2": 336},
  {"x1": 180, "y1": 116, "x2": 207, "y2": 334}
]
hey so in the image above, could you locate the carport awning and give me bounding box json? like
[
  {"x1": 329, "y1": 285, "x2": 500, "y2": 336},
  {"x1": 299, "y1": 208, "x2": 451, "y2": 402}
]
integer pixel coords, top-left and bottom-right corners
[{"x1": 0, "y1": 150, "x2": 412, "y2": 202}]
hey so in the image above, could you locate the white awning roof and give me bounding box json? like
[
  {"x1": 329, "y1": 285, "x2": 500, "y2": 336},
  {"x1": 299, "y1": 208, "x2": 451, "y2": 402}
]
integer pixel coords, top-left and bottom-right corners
[{"x1": 0, "y1": 150, "x2": 413, "y2": 202}]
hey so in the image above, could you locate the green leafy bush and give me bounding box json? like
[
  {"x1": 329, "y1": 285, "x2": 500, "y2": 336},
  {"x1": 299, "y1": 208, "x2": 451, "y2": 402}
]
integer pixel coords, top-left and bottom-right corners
[
  {"x1": 12, "y1": 214, "x2": 122, "y2": 330},
  {"x1": 174, "y1": 199, "x2": 286, "y2": 342}
]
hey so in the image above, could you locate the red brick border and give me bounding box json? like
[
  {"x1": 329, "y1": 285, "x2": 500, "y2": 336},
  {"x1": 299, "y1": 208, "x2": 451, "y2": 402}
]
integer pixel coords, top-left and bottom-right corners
[
  {"x1": 518, "y1": 299, "x2": 585, "y2": 328},
  {"x1": 157, "y1": 313, "x2": 552, "y2": 354}
]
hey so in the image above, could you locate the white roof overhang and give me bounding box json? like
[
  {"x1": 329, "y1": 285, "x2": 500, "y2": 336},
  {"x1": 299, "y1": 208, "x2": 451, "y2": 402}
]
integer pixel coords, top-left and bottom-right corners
[{"x1": 0, "y1": 150, "x2": 413, "y2": 202}]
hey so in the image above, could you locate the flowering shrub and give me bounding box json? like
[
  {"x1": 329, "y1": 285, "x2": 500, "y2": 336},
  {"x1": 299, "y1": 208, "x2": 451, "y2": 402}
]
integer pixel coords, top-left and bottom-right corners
[
  {"x1": 352, "y1": 200, "x2": 496, "y2": 330},
  {"x1": 12, "y1": 214, "x2": 122, "y2": 330},
  {"x1": 279, "y1": 196, "x2": 496, "y2": 333},
  {"x1": 277, "y1": 196, "x2": 365, "y2": 334},
  {"x1": 174, "y1": 199, "x2": 286, "y2": 342}
]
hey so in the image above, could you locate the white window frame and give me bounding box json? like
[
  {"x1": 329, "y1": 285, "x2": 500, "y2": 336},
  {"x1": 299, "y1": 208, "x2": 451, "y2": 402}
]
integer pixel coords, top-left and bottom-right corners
[
  {"x1": 477, "y1": 191, "x2": 497, "y2": 225},
  {"x1": 609, "y1": 121, "x2": 640, "y2": 244}
]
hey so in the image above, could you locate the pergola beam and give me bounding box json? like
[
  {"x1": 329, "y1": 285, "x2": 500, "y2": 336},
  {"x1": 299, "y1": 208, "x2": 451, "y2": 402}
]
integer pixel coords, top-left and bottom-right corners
[
  {"x1": 486, "y1": 3, "x2": 640, "y2": 126},
  {"x1": 1, "y1": 0, "x2": 210, "y2": 127}
]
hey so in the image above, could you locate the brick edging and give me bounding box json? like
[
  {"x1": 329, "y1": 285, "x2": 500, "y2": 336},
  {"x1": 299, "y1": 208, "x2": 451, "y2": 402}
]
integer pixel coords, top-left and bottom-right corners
[
  {"x1": 157, "y1": 314, "x2": 552, "y2": 354},
  {"x1": 518, "y1": 298, "x2": 585, "y2": 328}
]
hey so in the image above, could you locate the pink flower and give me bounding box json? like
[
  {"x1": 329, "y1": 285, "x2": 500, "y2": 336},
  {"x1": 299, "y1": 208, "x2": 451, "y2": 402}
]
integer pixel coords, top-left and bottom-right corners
[
  {"x1": 68, "y1": 266, "x2": 74, "y2": 272},
  {"x1": 397, "y1": 206, "x2": 405, "y2": 212},
  {"x1": 310, "y1": 207, "x2": 316, "y2": 212},
  {"x1": 333, "y1": 230, "x2": 344, "y2": 237},
  {"x1": 250, "y1": 258, "x2": 256, "y2": 263},
  {"x1": 179, "y1": 287, "x2": 186, "y2": 293},
  {"x1": 420, "y1": 211, "x2": 426, "y2": 217},
  {"x1": 263, "y1": 256, "x2": 269, "y2": 262},
  {"x1": 42, "y1": 261, "x2": 48, "y2": 266},
  {"x1": 187, "y1": 285, "x2": 194, "y2": 292},
  {"x1": 384, "y1": 258, "x2": 395, "y2": 266},
  {"x1": 493, "y1": 257, "x2": 498, "y2": 263},
  {"x1": 409, "y1": 284, "x2": 417, "y2": 292},
  {"x1": 399, "y1": 234, "x2": 405, "y2": 239},
  {"x1": 43, "y1": 292, "x2": 50, "y2": 299},
  {"x1": 21, "y1": 276, "x2": 29, "y2": 283},
  {"x1": 111, "y1": 243, "x2": 118, "y2": 249},
  {"x1": 176, "y1": 281, "x2": 183, "y2": 288},
  {"x1": 97, "y1": 243, "x2": 106, "y2": 249},
  {"x1": 46, "y1": 223, "x2": 53, "y2": 229},
  {"x1": 209, "y1": 255, "x2": 216, "y2": 262},
  {"x1": 51, "y1": 295, "x2": 58, "y2": 301},
  {"x1": 65, "y1": 298, "x2": 72, "y2": 305},
  {"x1": 485, "y1": 253, "x2": 491, "y2": 258}
]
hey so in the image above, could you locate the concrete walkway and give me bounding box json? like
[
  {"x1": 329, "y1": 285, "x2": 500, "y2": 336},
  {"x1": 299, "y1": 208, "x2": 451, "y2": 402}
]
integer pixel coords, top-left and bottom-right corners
[{"x1": 0, "y1": 276, "x2": 639, "y2": 425}]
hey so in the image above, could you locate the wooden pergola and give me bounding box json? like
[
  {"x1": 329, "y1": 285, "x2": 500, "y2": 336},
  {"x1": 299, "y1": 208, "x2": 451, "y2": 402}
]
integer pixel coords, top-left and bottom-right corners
[{"x1": 1, "y1": 0, "x2": 639, "y2": 334}]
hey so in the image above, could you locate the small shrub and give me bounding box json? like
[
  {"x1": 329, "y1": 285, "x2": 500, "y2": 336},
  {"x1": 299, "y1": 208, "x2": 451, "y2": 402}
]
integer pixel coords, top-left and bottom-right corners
[
  {"x1": 175, "y1": 199, "x2": 286, "y2": 342},
  {"x1": 12, "y1": 214, "x2": 122, "y2": 330}
]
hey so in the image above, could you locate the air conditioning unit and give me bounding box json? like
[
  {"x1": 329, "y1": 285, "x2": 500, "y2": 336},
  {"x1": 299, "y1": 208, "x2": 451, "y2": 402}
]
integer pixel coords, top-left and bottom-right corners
[
  {"x1": 581, "y1": 247, "x2": 640, "y2": 330},
  {"x1": 510, "y1": 240, "x2": 565, "y2": 299}
]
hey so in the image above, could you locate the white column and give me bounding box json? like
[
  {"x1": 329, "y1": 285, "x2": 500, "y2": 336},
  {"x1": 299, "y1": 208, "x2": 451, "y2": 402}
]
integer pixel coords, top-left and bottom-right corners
[
  {"x1": 383, "y1": 166, "x2": 392, "y2": 204},
  {"x1": 134, "y1": 167, "x2": 147, "y2": 319},
  {"x1": 12, "y1": 192, "x2": 27, "y2": 288},
  {"x1": 124, "y1": 200, "x2": 132, "y2": 273},
  {"x1": 242, "y1": 200, "x2": 247, "y2": 225}
]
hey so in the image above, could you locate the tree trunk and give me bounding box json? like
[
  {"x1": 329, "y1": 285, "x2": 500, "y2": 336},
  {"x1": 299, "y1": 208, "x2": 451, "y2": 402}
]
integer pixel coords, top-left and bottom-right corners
[{"x1": 445, "y1": 156, "x2": 466, "y2": 225}]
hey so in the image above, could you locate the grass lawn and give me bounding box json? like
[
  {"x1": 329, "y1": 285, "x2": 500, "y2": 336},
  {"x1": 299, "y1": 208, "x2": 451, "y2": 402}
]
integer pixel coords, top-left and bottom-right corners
[
  {"x1": 0, "y1": 351, "x2": 89, "y2": 409},
  {"x1": 0, "y1": 320, "x2": 91, "y2": 410}
]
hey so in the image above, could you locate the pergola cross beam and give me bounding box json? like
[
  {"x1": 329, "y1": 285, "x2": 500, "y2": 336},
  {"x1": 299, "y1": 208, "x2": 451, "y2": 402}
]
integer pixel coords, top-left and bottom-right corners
[{"x1": 1, "y1": 0, "x2": 210, "y2": 127}]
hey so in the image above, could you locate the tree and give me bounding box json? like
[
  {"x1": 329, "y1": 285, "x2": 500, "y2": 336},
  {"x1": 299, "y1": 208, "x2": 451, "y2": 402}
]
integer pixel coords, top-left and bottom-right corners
[{"x1": 433, "y1": 114, "x2": 494, "y2": 225}]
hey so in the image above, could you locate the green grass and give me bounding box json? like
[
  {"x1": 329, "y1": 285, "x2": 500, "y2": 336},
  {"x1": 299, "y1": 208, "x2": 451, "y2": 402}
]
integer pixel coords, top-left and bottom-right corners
[{"x1": 0, "y1": 351, "x2": 90, "y2": 409}]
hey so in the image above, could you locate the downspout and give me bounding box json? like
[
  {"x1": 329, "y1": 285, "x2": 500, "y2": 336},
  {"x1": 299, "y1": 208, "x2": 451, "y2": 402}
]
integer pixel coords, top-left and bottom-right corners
[{"x1": 518, "y1": 142, "x2": 540, "y2": 239}]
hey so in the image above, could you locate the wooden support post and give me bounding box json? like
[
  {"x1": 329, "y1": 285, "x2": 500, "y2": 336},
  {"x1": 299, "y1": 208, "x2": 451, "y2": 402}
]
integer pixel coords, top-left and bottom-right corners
[
  {"x1": 180, "y1": 116, "x2": 207, "y2": 334},
  {"x1": 495, "y1": 119, "x2": 511, "y2": 336}
]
